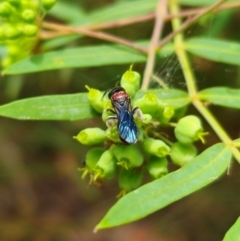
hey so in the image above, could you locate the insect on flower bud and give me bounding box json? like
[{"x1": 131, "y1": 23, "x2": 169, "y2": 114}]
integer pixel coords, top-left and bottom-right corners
[
  {"x1": 118, "y1": 168, "x2": 143, "y2": 193},
  {"x1": 146, "y1": 155, "x2": 168, "y2": 179},
  {"x1": 120, "y1": 65, "x2": 141, "y2": 98},
  {"x1": 170, "y1": 142, "x2": 197, "y2": 166},
  {"x1": 174, "y1": 115, "x2": 206, "y2": 144},
  {"x1": 74, "y1": 127, "x2": 106, "y2": 145},
  {"x1": 112, "y1": 144, "x2": 143, "y2": 169},
  {"x1": 143, "y1": 137, "x2": 170, "y2": 157},
  {"x1": 85, "y1": 85, "x2": 105, "y2": 113},
  {"x1": 95, "y1": 150, "x2": 117, "y2": 179}
]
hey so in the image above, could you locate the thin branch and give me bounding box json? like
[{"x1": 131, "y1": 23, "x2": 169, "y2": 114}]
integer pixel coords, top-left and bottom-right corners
[
  {"x1": 85, "y1": 2, "x2": 240, "y2": 31},
  {"x1": 141, "y1": 0, "x2": 168, "y2": 91},
  {"x1": 157, "y1": 0, "x2": 228, "y2": 50},
  {"x1": 42, "y1": 21, "x2": 148, "y2": 54}
]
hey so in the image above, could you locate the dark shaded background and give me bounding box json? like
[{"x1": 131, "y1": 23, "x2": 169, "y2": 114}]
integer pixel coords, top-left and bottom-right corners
[{"x1": 1, "y1": 1, "x2": 240, "y2": 240}]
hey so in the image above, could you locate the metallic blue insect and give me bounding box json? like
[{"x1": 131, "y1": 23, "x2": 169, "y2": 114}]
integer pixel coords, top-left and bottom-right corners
[{"x1": 106, "y1": 87, "x2": 140, "y2": 144}]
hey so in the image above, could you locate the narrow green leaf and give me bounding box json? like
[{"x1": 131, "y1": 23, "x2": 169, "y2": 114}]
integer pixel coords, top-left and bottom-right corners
[
  {"x1": 135, "y1": 89, "x2": 190, "y2": 108},
  {"x1": 222, "y1": 217, "x2": 240, "y2": 241},
  {"x1": 49, "y1": 1, "x2": 86, "y2": 24},
  {"x1": 0, "y1": 93, "x2": 97, "y2": 121},
  {"x1": 95, "y1": 143, "x2": 231, "y2": 229},
  {"x1": 198, "y1": 87, "x2": 240, "y2": 109},
  {"x1": 185, "y1": 38, "x2": 240, "y2": 65},
  {"x1": 3, "y1": 43, "x2": 173, "y2": 75}
]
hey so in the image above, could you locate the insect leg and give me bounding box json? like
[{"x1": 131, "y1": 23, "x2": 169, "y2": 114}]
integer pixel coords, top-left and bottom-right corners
[
  {"x1": 132, "y1": 107, "x2": 143, "y2": 120},
  {"x1": 106, "y1": 116, "x2": 118, "y2": 128}
]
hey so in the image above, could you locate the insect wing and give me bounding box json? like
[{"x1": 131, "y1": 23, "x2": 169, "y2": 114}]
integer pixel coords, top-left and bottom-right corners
[{"x1": 118, "y1": 109, "x2": 138, "y2": 144}]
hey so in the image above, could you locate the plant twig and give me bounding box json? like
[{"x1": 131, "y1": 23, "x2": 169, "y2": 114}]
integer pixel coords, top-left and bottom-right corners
[
  {"x1": 141, "y1": 0, "x2": 168, "y2": 91},
  {"x1": 170, "y1": 0, "x2": 240, "y2": 163},
  {"x1": 157, "y1": 0, "x2": 228, "y2": 50},
  {"x1": 42, "y1": 21, "x2": 148, "y2": 54},
  {"x1": 86, "y1": 2, "x2": 240, "y2": 31}
]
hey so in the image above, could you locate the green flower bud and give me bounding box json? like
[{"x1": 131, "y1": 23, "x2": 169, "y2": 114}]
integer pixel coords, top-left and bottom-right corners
[
  {"x1": 170, "y1": 142, "x2": 197, "y2": 166},
  {"x1": 21, "y1": 9, "x2": 36, "y2": 22},
  {"x1": 105, "y1": 126, "x2": 121, "y2": 143},
  {"x1": 31, "y1": 0, "x2": 40, "y2": 11},
  {"x1": 85, "y1": 147, "x2": 105, "y2": 171},
  {"x1": 79, "y1": 147, "x2": 105, "y2": 179},
  {"x1": 157, "y1": 105, "x2": 174, "y2": 124},
  {"x1": 85, "y1": 85, "x2": 104, "y2": 113},
  {"x1": 118, "y1": 168, "x2": 143, "y2": 193},
  {"x1": 143, "y1": 137, "x2": 170, "y2": 157},
  {"x1": 120, "y1": 65, "x2": 141, "y2": 98},
  {"x1": 4, "y1": 25, "x2": 21, "y2": 39},
  {"x1": 141, "y1": 113, "x2": 152, "y2": 124},
  {"x1": 146, "y1": 156, "x2": 168, "y2": 179},
  {"x1": 112, "y1": 144, "x2": 143, "y2": 169},
  {"x1": 0, "y1": 2, "x2": 12, "y2": 18},
  {"x1": 133, "y1": 92, "x2": 163, "y2": 117},
  {"x1": 42, "y1": 0, "x2": 57, "y2": 11},
  {"x1": 22, "y1": 24, "x2": 38, "y2": 37},
  {"x1": 174, "y1": 115, "x2": 206, "y2": 144},
  {"x1": 74, "y1": 127, "x2": 106, "y2": 145},
  {"x1": 95, "y1": 150, "x2": 117, "y2": 179}
]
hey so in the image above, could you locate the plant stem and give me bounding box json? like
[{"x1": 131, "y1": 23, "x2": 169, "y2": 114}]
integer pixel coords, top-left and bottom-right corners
[
  {"x1": 158, "y1": 0, "x2": 228, "y2": 50},
  {"x1": 141, "y1": 0, "x2": 168, "y2": 91},
  {"x1": 170, "y1": 0, "x2": 240, "y2": 163},
  {"x1": 42, "y1": 22, "x2": 148, "y2": 54}
]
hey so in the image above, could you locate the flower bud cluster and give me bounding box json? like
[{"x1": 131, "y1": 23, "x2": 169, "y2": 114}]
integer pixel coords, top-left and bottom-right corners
[
  {"x1": 0, "y1": 0, "x2": 57, "y2": 68},
  {"x1": 76, "y1": 67, "x2": 206, "y2": 196}
]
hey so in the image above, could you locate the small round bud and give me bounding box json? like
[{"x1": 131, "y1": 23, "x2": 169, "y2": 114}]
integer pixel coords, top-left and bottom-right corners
[
  {"x1": 85, "y1": 147, "x2": 105, "y2": 171},
  {"x1": 105, "y1": 126, "x2": 121, "y2": 143},
  {"x1": 146, "y1": 156, "x2": 168, "y2": 179},
  {"x1": 85, "y1": 85, "x2": 104, "y2": 113},
  {"x1": 143, "y1": 137, "x2": 170, "y2": 157},
  {"x1": 0, "y1": 2, "x2": 12, "y2": 18},
  {"x1": 118, "y1": 168, "x2": 143, "y2": 193},
  {"x1": 95, "y1": 150, "x2": 117, "y2": 179},
  {"x1": 170, "y1": 142, "x2": 197, "y2": 166},
  {"x1": 120, "y1": 65, "x2": 141, "y2": 98},
  {"x1": 133, "y1": 93, "x2": 163, "y2": 118},
  {"x1": 22, "y1": 24, "x2": 38, "y2": 37},
  {"x1": 112, "y1": 144, "x2": 143, "y2": 169},
  {"x1": 174, "y1": 115, "x2": 205, "y2": 144},
  {"x1": 21, "y1": 9, "x2": 36, "y2": 22},
  {"x1": 74, "y1": 127, "x2": 106, "y2": 145},
  {"x1": 42, "y1": 0, "x2": 57, "y2": 11},
  {"x1": 157, "y1": 105, "x2": 174, "y2": 124},
  {"x1": 4, "y1": 25, "x2": 21, "y2": 40}
]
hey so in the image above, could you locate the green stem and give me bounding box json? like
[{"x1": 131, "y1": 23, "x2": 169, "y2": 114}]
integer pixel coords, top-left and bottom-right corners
[{"x1": 170, "y1": 0, "x2": 240, "y2": 163}]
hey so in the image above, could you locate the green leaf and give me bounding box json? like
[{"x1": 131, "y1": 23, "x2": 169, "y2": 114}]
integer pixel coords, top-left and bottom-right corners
[
  {"x1": 223, "y1": 217, "x2": 240, "y2": 241},
  {"x1": 185, "y1": 38, "x2": 240, "y2": 65},
  {"x1": 0, "y1": 93, "x2": 97, "y2": 121},
  {"x1": 95, "y1": 143, "x2": 231, "y2": 230},
  {"x1": 3, "y1": 42, "x2": 173, "y2": 75},
  {"x1": 198, "y1": 87, "x2": 240, "y2": 109},
  {"x1": 135, "y1": 89, "x2": 190, "y2": 108},
  {"x1": 49, "y1": 0, "x2": 86, "y2": 24}
]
